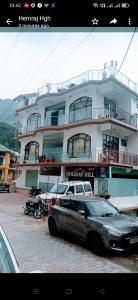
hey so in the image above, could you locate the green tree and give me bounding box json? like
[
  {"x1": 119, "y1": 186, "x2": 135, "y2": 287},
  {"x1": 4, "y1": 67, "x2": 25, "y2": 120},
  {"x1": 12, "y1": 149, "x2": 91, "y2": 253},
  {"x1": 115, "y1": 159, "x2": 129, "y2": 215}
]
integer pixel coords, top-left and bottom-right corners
[{"x1": 0, "y1": 122, "x2": 20, "y2": 152}]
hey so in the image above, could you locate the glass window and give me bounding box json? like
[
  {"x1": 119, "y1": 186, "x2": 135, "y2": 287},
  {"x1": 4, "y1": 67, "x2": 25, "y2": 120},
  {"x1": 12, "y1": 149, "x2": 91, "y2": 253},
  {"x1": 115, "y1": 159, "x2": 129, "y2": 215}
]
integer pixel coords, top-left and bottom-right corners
[
  {"x1": 70, "y1": 201, "x2": 85, "y2": 212},
  {"x1": 27, "y1": 113, "x2": 41, "y2": 132},
  {"x1": 0, "y1": 157, "x2": 3, "y2": 165},
  {"x1": 24, "y1": 141, "x2": 39, "y2": 161},
  {"x1": 103, "y1": 134, "x2": 119, "y2": 162},
  {"x1": 59, "y1": 199, "x2": 73, "y2": 209},
  {"x1": 84, "y1": 183, "x2": 92, "y2": 192},
  {"x1": 50, "y1": 184, "x2": 68, "y2": 194},
  {"x1": 76, "y1": 185, "x2": 84, "y2": 193},
  {"x1": 69, "y1": 97, "x2": 92, "y2": 122},
  {"x1": 121, "y1": 139, "x2": 127, "y2": 147},
  {"x1": 59, "y1": 199, "x2": 84, "y2": 212},
  {"x1": 67, "y1": 134, "x2": 91, "y2": 158},
  {"x1": 66, "y1": 186, "x2": 75, "y2": 194},
  {"x1": 85, "y1": 200, "x2": 118, "y2": 217}
]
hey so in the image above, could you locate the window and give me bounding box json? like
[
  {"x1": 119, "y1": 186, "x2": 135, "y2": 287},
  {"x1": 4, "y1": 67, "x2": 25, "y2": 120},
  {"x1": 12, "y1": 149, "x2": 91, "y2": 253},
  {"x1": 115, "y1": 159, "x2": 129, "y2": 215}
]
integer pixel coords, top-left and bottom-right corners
[
  {"x1": 27, "y1": 113, "x2": 41, "y2": 132},
  {"x1": 67, "y1": 186, "x2": 75, "y2": 194},
  {"x1": 60, "y1": 199, "x2": 73, "y2": 209},
  {"x1": 84, "y1": 183, "x2": 92, "y2": 192},
  {"x1": 104, "y1": 97, "x2": 117, "y2": 118},
  {"x1": 50, "y1": 184, "x2": 68, "y2": 194},
  {"x1": 76, "y1": 185, "x2": 84, "y2": 193},
  {"x1": 24, "y1": 141, "x2": 39, "y2": 161},
  {"x1": 69, "y1": 97, "x2": 92, "y2": 122},
  {"x1": 70, "y1": 201, "x2": 85, "y2": 212},
  {"x1": 67, "y1": 133, "x2": 91, "y2": 158},
  {"x1": 103, "y1": 134, "x2": 119, "y2": 162},
  {"x1": 121, "y1": 139, "x2": 127, "y2": 147},
  {"x1": 59, "y1": 199, "x2": 84, "y2": 212},
  {"x1": 0, "y1": 156, "x2": 3, "y2": 165},
  {"x1": 86, "y1": 200, "x2": 118, "y2": 217}
]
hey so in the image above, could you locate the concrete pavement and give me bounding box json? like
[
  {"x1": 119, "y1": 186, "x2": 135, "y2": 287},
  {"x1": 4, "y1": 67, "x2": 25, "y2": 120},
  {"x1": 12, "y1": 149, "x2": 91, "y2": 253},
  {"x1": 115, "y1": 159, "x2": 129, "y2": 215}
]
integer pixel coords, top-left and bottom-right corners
[{"x1": 0, "y1": 192, "x2": 134, "y2": 273}]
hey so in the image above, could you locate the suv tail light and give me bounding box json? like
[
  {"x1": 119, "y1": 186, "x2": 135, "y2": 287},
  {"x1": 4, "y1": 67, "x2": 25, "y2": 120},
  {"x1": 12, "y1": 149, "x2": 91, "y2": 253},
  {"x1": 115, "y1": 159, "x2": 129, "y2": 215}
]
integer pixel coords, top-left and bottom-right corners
[{"x1": 51, "y1": 197, "x2": 57, "y2": 205}]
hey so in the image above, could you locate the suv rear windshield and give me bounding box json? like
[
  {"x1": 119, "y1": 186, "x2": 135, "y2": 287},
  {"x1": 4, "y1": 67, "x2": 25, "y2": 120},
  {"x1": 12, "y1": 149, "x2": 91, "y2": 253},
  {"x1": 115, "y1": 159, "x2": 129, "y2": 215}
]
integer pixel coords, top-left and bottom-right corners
[{"x1": 50, "y1": 184, "x2": 68, "y2": 194}]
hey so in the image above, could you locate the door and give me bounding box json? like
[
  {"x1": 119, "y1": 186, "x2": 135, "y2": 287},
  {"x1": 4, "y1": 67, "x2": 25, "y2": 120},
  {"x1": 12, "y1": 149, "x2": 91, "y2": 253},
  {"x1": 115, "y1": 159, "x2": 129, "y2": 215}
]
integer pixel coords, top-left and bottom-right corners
[
  {"x1": 51, "y1": 111, "x2": 59, "y2": 125},
  {"x1": 75, "y1": 184, "x2": 84, "y2": 195},
  {"x1": 26, "y1": 170, "x2": 38, "y2": 187},
  {"x1": 65, "y1": 200, "x2": 88, "y2": 240}
]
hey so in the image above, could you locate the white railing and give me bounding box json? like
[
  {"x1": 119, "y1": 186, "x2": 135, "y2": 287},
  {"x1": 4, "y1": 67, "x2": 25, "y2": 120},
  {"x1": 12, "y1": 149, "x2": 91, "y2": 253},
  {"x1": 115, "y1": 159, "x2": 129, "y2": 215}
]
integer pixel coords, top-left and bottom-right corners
[
  {"x1": 17, "y1": 150, "x2": 138, "y2": 166},
  {"x1": 37, "y1": 67, "x2": 137, "y2": 97},
  {"x1": 17, "y1": 105, "x2": 138, "y2": 135}
]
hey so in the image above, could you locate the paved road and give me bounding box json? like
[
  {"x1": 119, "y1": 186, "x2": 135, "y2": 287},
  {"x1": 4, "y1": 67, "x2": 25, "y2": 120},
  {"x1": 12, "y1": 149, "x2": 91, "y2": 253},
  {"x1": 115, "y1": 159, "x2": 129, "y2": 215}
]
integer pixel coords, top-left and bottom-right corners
[{"x1": 0, "y1": 192, "x2": 137, "y2": 273}]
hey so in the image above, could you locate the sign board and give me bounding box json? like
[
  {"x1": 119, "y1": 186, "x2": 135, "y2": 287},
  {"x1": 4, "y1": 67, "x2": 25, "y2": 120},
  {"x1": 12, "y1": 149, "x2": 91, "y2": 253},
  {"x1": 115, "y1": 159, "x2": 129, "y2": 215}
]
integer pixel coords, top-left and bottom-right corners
[
  {"x1": 65, "y1": 166, "x2": 109, "y2": 178},
  {"x1": 65, "y1": 167, "x2": 96, "y2": 178},
  {"x1": 40, "y1": 166, "x2": 61, "y2": 176},
  {"x1": 96, "y1": 166, "x2": 109, "y2": 178}
]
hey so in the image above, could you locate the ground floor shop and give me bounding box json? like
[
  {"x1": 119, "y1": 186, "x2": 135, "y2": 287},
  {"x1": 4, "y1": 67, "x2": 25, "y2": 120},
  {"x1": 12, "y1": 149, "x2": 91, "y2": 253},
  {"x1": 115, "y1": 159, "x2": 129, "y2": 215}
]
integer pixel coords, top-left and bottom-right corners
[{"x1": 16, "y1": 164, "x2": 138, "y2": 197}]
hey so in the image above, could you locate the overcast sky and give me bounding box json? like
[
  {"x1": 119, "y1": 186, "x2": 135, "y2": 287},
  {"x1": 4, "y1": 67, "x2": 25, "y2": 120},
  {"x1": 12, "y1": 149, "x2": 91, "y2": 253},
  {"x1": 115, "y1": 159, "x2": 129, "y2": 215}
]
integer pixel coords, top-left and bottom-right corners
[{"x1": 0, "y1": 29, "x2": 138, "y2": 99}]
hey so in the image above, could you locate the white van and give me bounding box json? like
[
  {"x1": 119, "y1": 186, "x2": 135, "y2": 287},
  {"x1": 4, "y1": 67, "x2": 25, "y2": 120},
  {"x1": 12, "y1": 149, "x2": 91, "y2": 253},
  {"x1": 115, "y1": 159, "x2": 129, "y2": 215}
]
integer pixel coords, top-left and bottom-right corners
[{"x1": 36, "y1": 181, "x2": 93, "y2": 204}]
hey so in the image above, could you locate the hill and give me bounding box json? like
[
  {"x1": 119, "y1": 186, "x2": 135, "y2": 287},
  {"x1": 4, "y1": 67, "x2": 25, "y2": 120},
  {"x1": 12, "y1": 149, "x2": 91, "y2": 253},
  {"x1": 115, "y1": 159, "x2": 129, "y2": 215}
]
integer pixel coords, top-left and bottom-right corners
[
  {"x1": 0, "y1": 99, "x2": 17, "y2": 126},
  {"x1": 0, "y1": 122, "x2": 20, "y2": 152}
]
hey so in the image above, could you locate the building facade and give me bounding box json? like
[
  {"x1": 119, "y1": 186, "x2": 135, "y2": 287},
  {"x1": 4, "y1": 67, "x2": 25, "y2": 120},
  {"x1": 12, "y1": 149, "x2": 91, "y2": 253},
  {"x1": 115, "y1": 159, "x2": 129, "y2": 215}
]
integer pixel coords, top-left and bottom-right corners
[
  {"x1": 0, "y1": 144, "x2": 18, "y2": 191},
  {"x1": 14, "y1": 63, "x2": 138, "y2": 196}
]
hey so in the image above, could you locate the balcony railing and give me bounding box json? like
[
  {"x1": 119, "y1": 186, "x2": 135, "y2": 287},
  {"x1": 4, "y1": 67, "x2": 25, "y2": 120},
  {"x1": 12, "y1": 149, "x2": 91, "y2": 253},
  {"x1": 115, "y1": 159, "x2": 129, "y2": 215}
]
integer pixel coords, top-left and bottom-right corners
[
  {"x1": 17, "y1": 105, "x2": 138, "y2": 135},
  {"x1": 37, "y1": 67, "x2": 137, "y2": 97},
  {"x1": 16, "y1": 66, "x2": 137, "y2": 111},
  {"x1": 17, "y1": 150, "x2": 138, "y2": 167}
]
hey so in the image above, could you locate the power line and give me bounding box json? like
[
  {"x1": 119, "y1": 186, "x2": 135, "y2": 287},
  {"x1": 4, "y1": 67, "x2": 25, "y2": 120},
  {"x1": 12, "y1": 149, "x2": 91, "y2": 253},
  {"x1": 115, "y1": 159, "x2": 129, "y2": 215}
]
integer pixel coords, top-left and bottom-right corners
[
  {"x1": 44, "y1": 29, "x2": 95, "y2": 83},
  {"x1": 0, "y1": 32, "x2": 21, "y2": 77},
  {"x1": 20, "y1": 28, "x2": 71, "y2": 94},
  {"x1": 115, "y1": 27, "x2": 137, "y2": 74}
]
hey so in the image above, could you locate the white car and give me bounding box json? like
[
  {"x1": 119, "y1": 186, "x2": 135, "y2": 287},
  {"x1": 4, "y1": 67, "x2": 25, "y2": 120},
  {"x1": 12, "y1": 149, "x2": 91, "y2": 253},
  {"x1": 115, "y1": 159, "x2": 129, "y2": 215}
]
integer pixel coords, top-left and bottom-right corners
[
  {"x1": 0, "y1": 225, "x2": 19, "y2": 273},
  {"x1": 36, "y1": 181, "x2": 93, "y2": 206}
]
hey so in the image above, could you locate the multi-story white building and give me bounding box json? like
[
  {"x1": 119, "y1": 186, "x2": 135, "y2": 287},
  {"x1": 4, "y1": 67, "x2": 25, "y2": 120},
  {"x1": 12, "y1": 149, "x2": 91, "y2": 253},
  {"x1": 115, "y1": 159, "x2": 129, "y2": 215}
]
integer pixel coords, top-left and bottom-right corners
[{"x1": 14, "y1": 62, "x2": 138, "y2": 197}]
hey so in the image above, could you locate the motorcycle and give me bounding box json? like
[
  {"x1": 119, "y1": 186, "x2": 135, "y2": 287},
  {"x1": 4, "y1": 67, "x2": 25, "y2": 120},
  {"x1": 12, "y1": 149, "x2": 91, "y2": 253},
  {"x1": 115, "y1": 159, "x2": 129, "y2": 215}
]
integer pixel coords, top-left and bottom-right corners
[
  {"x1": 29, "y1": 186, "x2": 43, "y2": 197},
  {"x1": 23, "y1": 197, "x2": 45, "y2": 219}
]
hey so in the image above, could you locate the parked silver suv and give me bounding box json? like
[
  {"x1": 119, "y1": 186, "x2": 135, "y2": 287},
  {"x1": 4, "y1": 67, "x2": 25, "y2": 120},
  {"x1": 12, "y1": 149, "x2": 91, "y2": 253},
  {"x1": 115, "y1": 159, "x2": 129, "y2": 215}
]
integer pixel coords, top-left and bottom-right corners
[{"x1": 48, "y1": 195, "x2": 138, "y2": 255}]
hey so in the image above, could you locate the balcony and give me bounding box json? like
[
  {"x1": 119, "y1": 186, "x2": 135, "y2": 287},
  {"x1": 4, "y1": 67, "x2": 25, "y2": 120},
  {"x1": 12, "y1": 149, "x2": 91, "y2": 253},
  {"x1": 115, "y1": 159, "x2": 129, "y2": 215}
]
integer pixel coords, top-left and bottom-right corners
[
  {"x1": 16, "y1": 150, "x2": 138, "y2": 167},
  {"x1": 99, "y1": 105, "x2": 137, "y2": 128},
  {"x1": 17, "y1": 105, "x2": 138, "y2": 137}
]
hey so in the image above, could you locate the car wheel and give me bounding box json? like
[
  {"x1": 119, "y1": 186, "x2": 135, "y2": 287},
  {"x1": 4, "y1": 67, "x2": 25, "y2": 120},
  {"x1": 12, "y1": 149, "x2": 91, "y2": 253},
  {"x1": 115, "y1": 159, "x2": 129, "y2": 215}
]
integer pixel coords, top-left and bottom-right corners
[
  {"x1": 34, "y1": 209, "x2": 42, "y2": 219},
  {"x1": 48, "y1": 218, "x2": 58, "y2": 236},
  {"x1": 24, "y1": 208, "x2": 29, "y2": 215},
  {"x1": 88, "y1": 232, "x2": 105, "y2": 256}
]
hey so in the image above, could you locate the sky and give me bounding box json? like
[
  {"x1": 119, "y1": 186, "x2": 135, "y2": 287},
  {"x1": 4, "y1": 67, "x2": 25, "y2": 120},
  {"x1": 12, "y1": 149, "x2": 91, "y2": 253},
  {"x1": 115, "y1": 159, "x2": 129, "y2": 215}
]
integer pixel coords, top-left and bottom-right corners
[{"x1": 0, "y1": 28, "x2": 138, "y2": 99}]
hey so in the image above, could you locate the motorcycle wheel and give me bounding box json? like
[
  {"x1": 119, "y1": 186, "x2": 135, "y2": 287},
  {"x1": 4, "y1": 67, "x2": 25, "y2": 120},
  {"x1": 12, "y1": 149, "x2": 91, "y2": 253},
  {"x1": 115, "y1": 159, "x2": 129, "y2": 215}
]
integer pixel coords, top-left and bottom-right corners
[
  {"x1": 24, "y1": 208, "x2": 29, "y2": 215},
  {"x1": 34, "y1": 209, "x2": 43, "y2": 219}
]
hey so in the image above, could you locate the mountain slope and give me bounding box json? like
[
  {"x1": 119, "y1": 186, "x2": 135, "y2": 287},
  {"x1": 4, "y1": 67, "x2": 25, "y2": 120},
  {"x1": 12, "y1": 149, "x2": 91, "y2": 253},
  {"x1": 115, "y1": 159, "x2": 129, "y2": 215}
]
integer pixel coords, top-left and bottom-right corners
[
  {"x1": 0, "y1": 99, "x2": 17, "y2": 126},
  {"x1": 0, "y1": 122, "x2": 20, "y2": 151}
]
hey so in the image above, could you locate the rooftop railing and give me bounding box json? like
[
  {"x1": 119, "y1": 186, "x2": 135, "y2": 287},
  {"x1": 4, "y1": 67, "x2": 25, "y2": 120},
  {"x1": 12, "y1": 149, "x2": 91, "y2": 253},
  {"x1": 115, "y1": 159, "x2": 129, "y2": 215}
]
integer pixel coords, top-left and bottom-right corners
[{"x1": 37, "y1": 66, "x2": 137, "y2": 97}]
